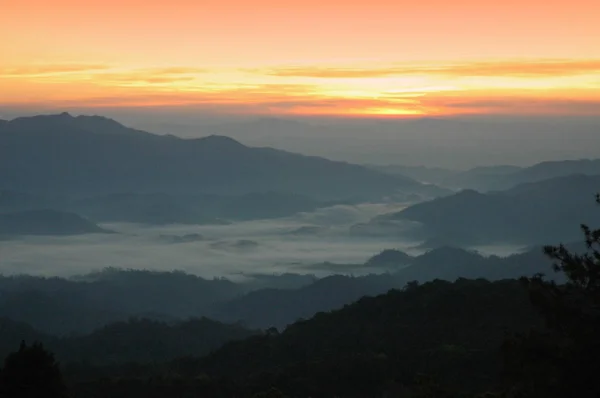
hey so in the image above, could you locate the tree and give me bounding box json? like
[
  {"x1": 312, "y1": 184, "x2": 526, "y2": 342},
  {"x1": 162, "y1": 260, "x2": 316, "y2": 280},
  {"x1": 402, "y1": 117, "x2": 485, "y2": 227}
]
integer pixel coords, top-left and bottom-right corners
[
  {"x1": 0, "y1": 341, "x2": 68, "y2": 398},
  {"x1": 251, "y1": 387, "x2": 288, "y2": 398},
  {"x1": 503, "y1": 194, "x2": 600, "y2": 398}
]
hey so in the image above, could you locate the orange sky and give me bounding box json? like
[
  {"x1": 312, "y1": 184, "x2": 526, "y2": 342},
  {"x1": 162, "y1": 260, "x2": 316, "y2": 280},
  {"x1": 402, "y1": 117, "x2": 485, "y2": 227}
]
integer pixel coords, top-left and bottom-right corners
[{"x1": 1, "y1": 0, "x2": 599, "y2": 116}]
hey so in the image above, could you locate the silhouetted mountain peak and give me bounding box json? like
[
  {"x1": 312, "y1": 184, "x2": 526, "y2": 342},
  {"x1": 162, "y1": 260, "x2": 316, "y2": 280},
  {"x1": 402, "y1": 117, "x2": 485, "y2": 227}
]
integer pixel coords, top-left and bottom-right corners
[
  {"x1": 74, "y1": 114, "x2": 127, "y2": 129},
  {"x1": 4, "y1": 112, "x2": 149, "y2": 137},
  {"x1": 419, "y1": 246, "x2": 483, "y2": 262}
]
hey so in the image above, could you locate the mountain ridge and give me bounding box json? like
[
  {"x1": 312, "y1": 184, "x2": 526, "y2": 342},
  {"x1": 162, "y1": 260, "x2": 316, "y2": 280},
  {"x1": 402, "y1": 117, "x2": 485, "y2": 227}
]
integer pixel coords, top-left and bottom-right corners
[
  {"x1": 0, "y1": 113, "x2": 446, "y2": 201},
  {"x1": 390, "y1": 174, "x2": 600, "y2": 246}
]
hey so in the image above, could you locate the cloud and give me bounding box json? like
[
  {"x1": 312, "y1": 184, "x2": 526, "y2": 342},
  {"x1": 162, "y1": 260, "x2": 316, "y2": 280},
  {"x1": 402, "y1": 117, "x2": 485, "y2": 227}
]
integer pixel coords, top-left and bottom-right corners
[
  {"x1": 428, "y1": 96, "x2": 600, "y2": 115},
  {"x1": 91, "y1": 73, "x2": 198, "y2": 85},
  {"x1": 256, "y1": 59, "x2": 600, "y2": 79},
  {"x1": 0, "y1": 65, "x2": 209, "y2": 85},
  {"x1": 2, "y1": 69, "x2": 598, "y2": 117},
  {"x1": 145, "y1": 67, "x2": 209, "y2": 75},
  {"x1": 0, "y1": 85, "x2": 426, "y2": 116},
  {"x1": 0, "y1": 64, "x2": 110, "y2": 77}
]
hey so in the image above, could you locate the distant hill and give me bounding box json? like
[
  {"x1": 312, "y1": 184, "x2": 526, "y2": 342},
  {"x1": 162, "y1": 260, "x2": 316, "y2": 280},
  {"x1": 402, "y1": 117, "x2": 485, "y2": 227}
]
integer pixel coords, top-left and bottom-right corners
[
  {"x1": 0, "y1": 244, "x2": 555, "y2": 334},
  {"x1": 73, "y1": 191, "x2": 330, "y2": 224},
  {"x1": 371, "y1": 159, "x2": 600, "y2": 191},
  {"x1": 0, "y1": 190, "x2": 333, "y2": 224},
  {"x1": 212, "y1": 275, "x2": 396, "y2": 329},
  {"x1": 364, "y1": 249, "x2": 412, "y2": 268},
  {"x1": 71, "y1": 193, "x2": 223, "y2": 225},
  {"x1": 389, "y1": 174, "x2": 600, "y2": 246},
  {"x1": 212, "y1": 245, "x2": 554, "y2": 329},
  {"x1": 0, "y1": 113, "x2": 445, "y2": 201},
  {"x1": 0, "y1": 209, "x2": 109, "y2": 236},
  {"x1": 0, "y1": 270, "x2": 244, "y2": 334}
]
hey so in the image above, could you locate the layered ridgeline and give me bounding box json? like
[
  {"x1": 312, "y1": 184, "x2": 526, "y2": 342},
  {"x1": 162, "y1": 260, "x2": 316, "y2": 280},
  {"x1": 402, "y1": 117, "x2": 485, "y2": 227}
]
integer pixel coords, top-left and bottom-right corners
[
  {"x1": 0, "y1": 190, "x2": 333, "y2": 225},
  {"x1": 371, "y1": 158, "x2": 600, "y2": 191},
  {"x1": 370, "y1": 174, "x2": 600, "y2": 246},
  {"x1": 0, "y1": 279, "x2": 541, "y2": 398},
  {"x1": 21, "y1": 278, "x2": 537, "y2": 398},
  {"x1": 0, "y1": 245, "x2": 554, "y2": 335},
  {"x1": 0, "y1": 209, "x2": 110, "y2": 237},
  {"x1": 0, "y1": 113, "x2": 444, "y2": 201}
]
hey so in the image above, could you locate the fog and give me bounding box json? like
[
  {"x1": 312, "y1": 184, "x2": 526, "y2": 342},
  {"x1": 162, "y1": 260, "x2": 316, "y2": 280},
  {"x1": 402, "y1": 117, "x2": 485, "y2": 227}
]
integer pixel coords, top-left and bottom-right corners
[{"x1": 0, "y1": 203, "x2": 422, "y2": 278}]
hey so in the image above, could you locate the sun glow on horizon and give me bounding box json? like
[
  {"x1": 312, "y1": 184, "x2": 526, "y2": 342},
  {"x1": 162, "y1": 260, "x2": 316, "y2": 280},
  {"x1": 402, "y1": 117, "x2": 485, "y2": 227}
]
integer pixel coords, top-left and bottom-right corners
[{"x1": 1, "y1": 0, "x2": 599, "y2": 117}]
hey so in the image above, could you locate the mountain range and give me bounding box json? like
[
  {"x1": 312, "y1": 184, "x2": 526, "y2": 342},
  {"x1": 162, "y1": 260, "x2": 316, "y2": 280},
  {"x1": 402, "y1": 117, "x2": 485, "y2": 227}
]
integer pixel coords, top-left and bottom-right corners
[
  {"x1": 0, "y1": 113, "x2": 444, "y2": 201},
  {"x1": 371, "y1": 158, "x2": 600, "y2": 191},
  {"x1": 385, "y1": 174, "x2": 600, "y2": 246},
  {"x1": 0, "y1": 243, "x2": 556, "y2": 334}
]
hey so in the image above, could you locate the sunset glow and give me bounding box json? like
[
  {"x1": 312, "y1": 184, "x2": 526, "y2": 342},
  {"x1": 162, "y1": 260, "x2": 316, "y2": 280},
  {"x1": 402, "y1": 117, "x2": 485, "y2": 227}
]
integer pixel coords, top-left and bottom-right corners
[{"x1": 1, "y1": 0, "x2": 599, "y2": 116}]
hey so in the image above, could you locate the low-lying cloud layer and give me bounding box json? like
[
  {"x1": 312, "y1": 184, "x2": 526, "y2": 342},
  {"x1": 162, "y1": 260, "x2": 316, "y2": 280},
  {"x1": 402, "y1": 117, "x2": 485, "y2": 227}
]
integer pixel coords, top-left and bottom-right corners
[{"x1": 0, "y1": 203, "x2": 420, "y2": 278}]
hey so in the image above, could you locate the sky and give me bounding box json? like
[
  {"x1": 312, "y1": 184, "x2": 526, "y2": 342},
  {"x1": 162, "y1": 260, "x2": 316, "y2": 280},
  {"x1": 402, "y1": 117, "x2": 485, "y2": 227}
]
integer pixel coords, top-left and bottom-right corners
[{"x1": 1, "y1": 0, "x2": 599, "y2": 117}]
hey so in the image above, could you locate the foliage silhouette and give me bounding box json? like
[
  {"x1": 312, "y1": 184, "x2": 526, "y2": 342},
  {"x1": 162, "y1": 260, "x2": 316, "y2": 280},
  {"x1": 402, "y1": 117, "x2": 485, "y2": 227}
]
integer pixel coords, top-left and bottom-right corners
[
  {"x1": 503, "y1": 194, "x2": 600, "y2": 398},
  {"x1": 0, "y1": 341, "x2": 68, "y2": 398}
]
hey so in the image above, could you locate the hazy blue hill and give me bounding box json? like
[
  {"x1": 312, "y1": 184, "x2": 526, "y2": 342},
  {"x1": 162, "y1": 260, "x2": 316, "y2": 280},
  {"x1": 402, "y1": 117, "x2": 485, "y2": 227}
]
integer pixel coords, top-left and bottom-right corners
[
  {"x1": 71, "y1": 191, "x2": 325, "y2": 224},
  {"x1": 461, "y1": 158, "x2": 600, "y2": 191},
  {"x1": 0, "y1": 113, "x2": 445, "y2": 200},
  {"x1": 212, "y1": 274, "x2": 398, "y2": 329},
  {"x1": 0, "y1": 190, "x2": 333, "y2": 225},
  {"x1": 212, "y1": 245, "x2": 552, "y2": 329},
  {"x1": 371, "y1": 159, "x2": 600, "y2": 191},
  {"x1": 72, "y1": 193, "x2": 221, "y2": 225},
  {"x1": 368, "y1": 164, "x2": 523, "y2": 189},
  {"x1": 394, "y1": 246, "x2": 555, "y2": 283},
  {"x1": 509, "y1": 158, "x2": 600, "y2": 185},
  {"x1": 499, "y1": 172, "x2": 600, "y2": 198},
  {"x1": 467, "y1": 165, "x2": 523, "y2": 175},
  {"x1": 364, "y1": 249, "x2": 413, "y2": 268},
  {"x1": 0, "y1": 209, "x2": 110, "y2": 236},
  {"x1": 390, "y1": 174, "x2": 600, "y2": 246},
  {"x1": 0, "y1": 270, "x2": 245, "y2": 334},
  {"x1": 0, "y1": 244, "x2": 555, "y2": 335}
]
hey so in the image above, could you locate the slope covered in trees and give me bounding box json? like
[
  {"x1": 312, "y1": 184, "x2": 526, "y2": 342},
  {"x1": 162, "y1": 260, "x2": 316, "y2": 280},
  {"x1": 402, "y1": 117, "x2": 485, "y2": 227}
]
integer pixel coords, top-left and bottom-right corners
[{"x1": 0, "y1": 246, "x2": 553, "y2": 333}]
